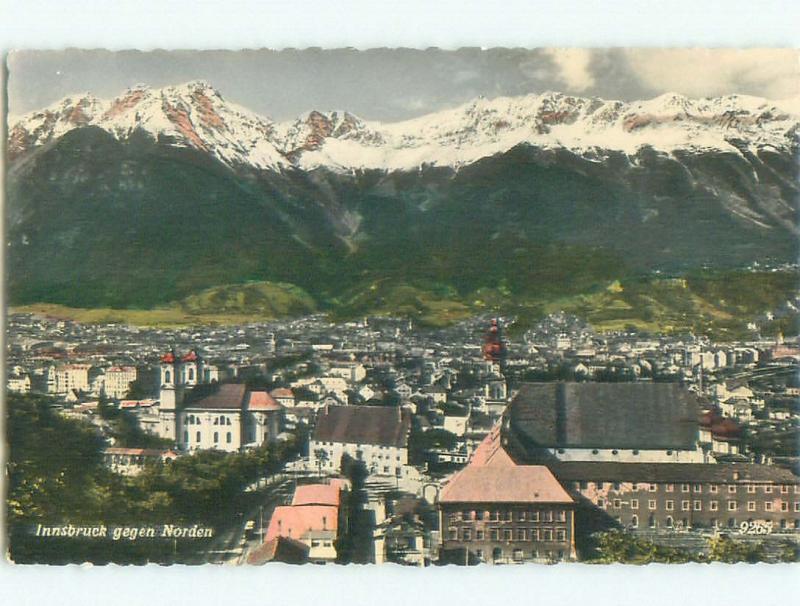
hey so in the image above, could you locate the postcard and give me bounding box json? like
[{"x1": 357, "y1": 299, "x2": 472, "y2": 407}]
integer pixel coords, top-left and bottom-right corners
[{"x1": 4, "y1": 48, "x2": 799, "y2": 566}]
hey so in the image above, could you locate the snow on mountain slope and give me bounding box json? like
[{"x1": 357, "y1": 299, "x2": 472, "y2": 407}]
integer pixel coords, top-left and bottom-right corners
[{"x1": 9, "y1": 82, "x2": 800, "y2": 173}]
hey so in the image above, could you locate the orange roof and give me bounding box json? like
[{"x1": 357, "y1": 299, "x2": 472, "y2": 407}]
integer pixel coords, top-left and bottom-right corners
[
  {"x1": 469, "y1": 424, "x2": 516, "y2": 468},
  {"x1": 440, "y1": 465, "x2": 573, "y2": 504},
  {"x1": 265, "y1": 505, "x2": 339, "y2": 542},
  {"x1": 291, "y1": 484, "x2": 341, "y2": 507},
  {"x1": 247, "y1": 391, "x2": 283, "y2": 411}
]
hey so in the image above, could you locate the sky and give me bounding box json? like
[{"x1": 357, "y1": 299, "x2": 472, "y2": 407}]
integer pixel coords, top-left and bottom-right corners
[{"x1": 7, "y1": 48, "x2": 799, "y2": 122}]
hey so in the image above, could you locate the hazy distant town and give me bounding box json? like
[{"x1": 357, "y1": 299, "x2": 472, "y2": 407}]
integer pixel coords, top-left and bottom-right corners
[{"x1": 7, "y1": 309, "x2": 799, "y2": 565}]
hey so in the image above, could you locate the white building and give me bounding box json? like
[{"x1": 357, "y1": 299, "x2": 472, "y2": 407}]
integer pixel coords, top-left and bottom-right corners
[
  {"x1": 309, "y1": 405, "x2": 411, "y2": 477},
  {"x1": 55, "y1": 364, "x2": 92, "y2": 394},
  {"x1": 103, "y1": 366, "x2": 138, "y2": 399}
]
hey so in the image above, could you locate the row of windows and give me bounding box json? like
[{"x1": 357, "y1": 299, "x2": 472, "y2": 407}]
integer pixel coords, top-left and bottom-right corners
[
  {"x1": 183, "y1": 430, "x2": 232, "y2": 444},
  {"x1": 449, "y1": 527, "x2": 567, "y2": 543},
  {"x1": 185, "y1": 414, "x2": 233, "y2": 426},
  {"x1": 454, "y1": 510, "x2": 567, "y2": 523},
  {"x1": 578, "y1": 481, "x2": 797, "y2": 494},
  {"x1": 605, "y1": 498, "x2": 799, "y2": 513},
  {"x1": 625, "y1": 515, "x2": 800, "y2": 530}
]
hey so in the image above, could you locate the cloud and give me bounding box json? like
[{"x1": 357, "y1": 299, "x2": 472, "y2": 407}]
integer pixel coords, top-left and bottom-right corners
[
  {"x1": 544, "y1": 48, "x2": 595, "y2": 93},
  {"x1": 621, "y1": 49, "x2": 800, "y2": 100}
]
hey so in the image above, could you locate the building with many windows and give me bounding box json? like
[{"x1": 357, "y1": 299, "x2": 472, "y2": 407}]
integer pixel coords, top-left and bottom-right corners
[{"x1": 438, "y1": 465, "x2": 576, "y2": 564}]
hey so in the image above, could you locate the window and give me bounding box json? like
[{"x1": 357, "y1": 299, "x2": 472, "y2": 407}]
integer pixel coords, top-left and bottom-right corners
[
  {"x1": 513, "y1": 549, "x2": 524, "y2": 561},
  {"x1": 503, "y1": 529, "x2": 512, "y2": 541},
  {"x1": 781, "y1": 502, "x2": 788, "y2": 512},
  {"x1": 516, "y1": 529, "x2": 526, "y2": 541},
  {"x1": 648, "y1": 515, "x2": 656, "y2": 528},
  {"x1": 666, "y1": 516, "x2": 674, "y2": 528},
  {"x1": 490, "y1": 529, "x2": 499, "y2": 541},
  {"x1": 196, "y1": 431, "x2": 201, "y2": 442},
  {"x1": 595, "y1": 481, "x2": 604, "y2": 490},
  {"x1": 530, "y1": 529, "x2": 539, "y2": 541},
  {"x1": 597, "y1": 498, "x2": 605, "y2": 508},
  {"x1": 557, "y1": 510, "x2": 566, "y2": 522},
  {"x1": 765, "y1": 501, "x2": 774, "y2": 511},
  {"x1": 491, "y1": 510, "x2": 500, "y2": 521},
  {"x1": 648, "y1": 500, "x2": 657, "y2": 510},
  {"x1": 517, "y1": 510, "x2": 526, "y2": 522},
  {"x1": 530, "y1": 510, "x2": 539, "y2": 522},
  {"x1": 542, "y1": 530, "x2": 553, "y2": 542},
  {"x1": 448, "y1": 529, "x2": 457, "y2": 540},
  {"x1": 765, "y1": 486, "x2": 773, "y2": 494},
  {"x1": 795, "y1": 502, "x2": 800, "y2": 513},
  {"x1": 631, "y1": 515, "x2": 639, "y2": 528},
  {"x1": 226, "y1": 432, "x2": 232, "y2": 444},
  {"x1": 728, "y1": 485, "x2": 737, "y2": 494},
  {"x1": 781, "y1": 485, "x2": 789, "y2": 494},
  {"x1": 631, "y1": 499, "x2": 639, "y2": 510},
  {"x1": 666, "y1": 484, "x2": 674, "y2": 493},
  {"x1": 728, "y1": 501, "x2": 738, "y2": 511},
  {"x1": 748, "y1": 501, "x2": 756, "y2": 512},
  {"x1": 613, "y1": 482, "x2": 621, "y2": 491},
  {"x1": 681, "y1": 484, "x2": 690, "y2": 493},
  {"x1": 613, "y1": 499, "x2": 621, "y2": 509},
  {"x1": 693, "y1": 501, "x2": 702, "y2": 511},
  {"x1": 556, "y1": 529, "x2": 566, "y2": 542},
  {"x1": 693, "y1": 484, "x2": 702, "y2": 493},
  {"x1": 666, "y1": 500, "x2": 674, "y2": 511},
  {"x1": 462, "y1": 510, "x2": 472, "y2": 521},
  {"x1": 649, "y1": 484, "x2": 657, "y2": 493},
  {"x1": 505, "y1": 510, "x2": 513, "y2": 522},
  {"x1": 476, "y1": 530, "x2": 484, "y2": 541},
  {"x1": 710, "y1": 501, "x2": 719, "y2": 511},
  {"x1": 681, "y1": 501, "x2": 690, "y2": 511},
  {"x1": 165, "y1": 370, "x2": 171, "y2": 383},
  {"x1": 544, "y1": 511, "x2": 553, "y2": 522},
  {"x1": 746, "y1": 485, "x2": 756, "y2": 494},
  {"x1": 710, "y1": 484, "x2": 718, "y2": 494},
  {"x1": 213, "y1": 431, "x2": 219, "y2": 443},
  {"x1": 463, "y1": 529, "x2": 472, "y2": 541},
  {"x1": 476, "y1": 510, "x2": 485, "y2": 521}
]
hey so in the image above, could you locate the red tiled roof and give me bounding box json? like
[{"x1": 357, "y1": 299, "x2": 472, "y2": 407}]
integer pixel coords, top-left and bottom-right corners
[
  {"x1": 291, "y1": 484, "x2": 341, "y2": 507},
  {"x1": 161, "y1": 352, "x2": 175, "y2": 363},
  {"x1": 104, "y1": 447, "x2": 168, "y2": 457},
  {"x1": 247, "y1": 391, "x2": 283, "y2": 411},
  {"x1": 312, "y1": 405, "x2": 411, "y2": 448},
  {"x1": 469, "y1": 424, "x2": 516, "y2": 468},
  {"x1": 182, "y1": 350, "x2": 198, "y2": 362},
  {"x1": 440, "y1": 465, "x2": 573, "y2": 504},
  {"x1": 247, "y1": 536, "x2": 309, "y2": 565},
  {"x1": 265, "y1": 505, "x2": 339, "y2": 542}
]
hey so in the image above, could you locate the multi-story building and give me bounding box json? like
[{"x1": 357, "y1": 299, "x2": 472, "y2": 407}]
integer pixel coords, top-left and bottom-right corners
[
  {"x1": 54, "y1": 363, "x2": 92, "y2": 394},
  {"x1": 438, "y1": 465, "x2": 576, "y2": 564},
  {"x1": 103, "y1": 365, "x2": 138, "y2": 399},
  {"x1": 309, "y1": 405, "x2": 411, "y2": 477},
  {"x1": 546, "y1": 461, "x2": 800, "y2": 534}
]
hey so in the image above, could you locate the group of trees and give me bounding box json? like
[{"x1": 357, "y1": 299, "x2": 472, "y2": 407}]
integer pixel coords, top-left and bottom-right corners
[
  {"x1": 589, "y1": 530, "x2": 797, "y2": 564},
  {"x1": 6, "y1": 393, "x2": 301, "y2": 564}
]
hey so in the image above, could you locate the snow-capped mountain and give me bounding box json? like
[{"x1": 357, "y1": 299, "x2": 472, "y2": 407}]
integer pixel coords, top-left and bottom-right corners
[{"x1": 9, "y1": 81, "x2": 799, "y2": 172}]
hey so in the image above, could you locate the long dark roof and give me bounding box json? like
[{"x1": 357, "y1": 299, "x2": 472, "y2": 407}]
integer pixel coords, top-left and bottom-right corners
[
  {"x1": 313, "y1": 405, "x2": 411, "y2": 449},
  {"x1": 546, "y1": 462, "x2": 800, "y2": 484},
  {"x1": 184, "y1": 383, "x2": 247, "y2": 410},
  {"x1": 508, "y1": 382, "x2": 699, "y2": 451}
]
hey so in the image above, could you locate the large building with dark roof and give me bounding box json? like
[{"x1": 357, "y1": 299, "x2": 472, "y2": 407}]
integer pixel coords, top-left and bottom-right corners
[
  {"x1": 503, "y1": 382, "x2": 706, "y2": 463},
  {"x1": 309, "y1": 405, "x2": 411, "y2": 478}
]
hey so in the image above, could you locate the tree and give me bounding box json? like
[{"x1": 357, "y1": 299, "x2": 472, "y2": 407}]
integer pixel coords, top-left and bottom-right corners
[
  {"x1": 314, "y1": 448, "x2": 330, "y2": 477},
  {"x1": 707, "y1": 535, "x2": 765, "y2": 563}
]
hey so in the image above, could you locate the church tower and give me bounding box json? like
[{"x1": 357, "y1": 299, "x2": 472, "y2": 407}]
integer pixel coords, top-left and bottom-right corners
[{"x1": 158, "y1": 350, "x2": 183, "y2": 442}]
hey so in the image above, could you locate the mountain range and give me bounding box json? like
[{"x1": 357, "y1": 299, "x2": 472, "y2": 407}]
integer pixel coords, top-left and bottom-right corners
[{"x1": 7, "y1": 81, "x2": 799, "y2": 326}]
